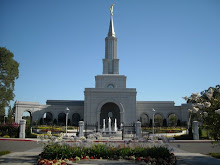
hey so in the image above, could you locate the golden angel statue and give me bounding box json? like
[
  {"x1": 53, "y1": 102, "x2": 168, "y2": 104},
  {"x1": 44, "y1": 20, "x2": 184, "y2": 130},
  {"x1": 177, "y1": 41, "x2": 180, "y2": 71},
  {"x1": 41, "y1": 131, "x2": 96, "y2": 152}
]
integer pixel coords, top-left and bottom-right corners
[{"x1": 110, "y1": 4, "x2": 115, "y2": 16}]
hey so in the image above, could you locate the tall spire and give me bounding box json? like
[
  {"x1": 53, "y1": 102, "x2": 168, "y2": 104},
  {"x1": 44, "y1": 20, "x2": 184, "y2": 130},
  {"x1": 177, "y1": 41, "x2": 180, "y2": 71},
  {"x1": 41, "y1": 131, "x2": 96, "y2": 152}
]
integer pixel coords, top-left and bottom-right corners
[
  {"x1": 108, "y1": 16, "x2": 115, "y2": 37},
  {"x1": 103, "y1": 4, "x2": 119, "y2": 74}
]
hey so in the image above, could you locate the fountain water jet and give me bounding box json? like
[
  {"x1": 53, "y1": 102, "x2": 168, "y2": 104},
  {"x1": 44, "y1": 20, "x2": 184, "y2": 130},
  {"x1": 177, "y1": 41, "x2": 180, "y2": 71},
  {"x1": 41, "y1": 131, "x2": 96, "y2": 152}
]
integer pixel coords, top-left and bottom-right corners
[
  {"x1": 103, "y1": 119, "x2": 106, "y2": 132},
  {"x1": 108, "y1": 117, "x2": 112, "y2": 132},
  {"x1": 114, "y1": 118, "x2": 117, "y2": 132}
]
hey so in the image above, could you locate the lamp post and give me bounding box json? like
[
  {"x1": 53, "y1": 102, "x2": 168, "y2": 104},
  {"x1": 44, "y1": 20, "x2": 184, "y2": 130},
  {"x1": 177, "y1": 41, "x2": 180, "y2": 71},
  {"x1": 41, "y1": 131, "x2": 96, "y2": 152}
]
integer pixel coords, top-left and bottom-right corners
[
  {"x1": 187, "y1": 110, "x2": 192, "y2": 134},
  {"x1": 4, "y1": 115, "x2": 6, "y2": 124},
  {"x1": 152, "y1": 108, "x2": 156, "y2": 136},
  {"x1": 65, "y1": 107, "x2": 70, "y2": 136}
]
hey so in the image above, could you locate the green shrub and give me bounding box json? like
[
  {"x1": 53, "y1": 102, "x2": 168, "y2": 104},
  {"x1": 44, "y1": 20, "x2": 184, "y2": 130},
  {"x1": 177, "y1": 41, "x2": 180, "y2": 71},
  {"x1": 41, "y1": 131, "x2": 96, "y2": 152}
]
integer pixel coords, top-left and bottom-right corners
[
  {"x1": 209, "y1": 153, "x2": 220, "y2": 159},
  {"x1": 26, "y1": 133, "x2": 37, "y2": 138},
  {"x1": 132, "y1": 147, "x2": 146, "y2": 157},
  {"x1": 40, "y1": 143, "x2": 173, "y2": 160},
  {"x1": 0, "y1": 150, "x2": 10, "y2": 156},
  {"x1": 146, "y1": 146, "x2": 171, "y2": 159},
  {"x1": 0, "y1": 123, "x2": 19, "y2": 138},
  {"x1": 174, "y1": 134, "x2": 193, "y2": 140},
  {"x1": 117, "y1": 147, "x2": 133, "y2": 158}
]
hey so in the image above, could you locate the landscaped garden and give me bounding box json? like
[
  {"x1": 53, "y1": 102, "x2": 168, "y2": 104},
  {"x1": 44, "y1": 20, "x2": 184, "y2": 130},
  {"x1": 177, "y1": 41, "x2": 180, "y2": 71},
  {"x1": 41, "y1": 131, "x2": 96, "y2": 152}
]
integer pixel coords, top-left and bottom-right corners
[
  {"x1": 141, "y1": 127, "x2": 186, "y2": 134},
  {"x1": 36, "y1": 131, "x2": 177, "y2": 165}
]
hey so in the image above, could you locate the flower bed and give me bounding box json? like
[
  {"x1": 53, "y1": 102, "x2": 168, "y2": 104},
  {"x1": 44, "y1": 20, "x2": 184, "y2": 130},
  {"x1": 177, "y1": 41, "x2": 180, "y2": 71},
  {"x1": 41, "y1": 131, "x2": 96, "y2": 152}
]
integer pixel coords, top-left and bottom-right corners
[
  {"x1": 142, "y1": 127, "x2": 185, "y2": 133},
  {"x1": 37, "y1": 131, "x2": 176, "y2": 165},
  {"x1": 0, "y1": 122, "x2": 19, "y2": 138},
  {"x1": 37, "y1": 143, "x2": 176, "y2": 165}
]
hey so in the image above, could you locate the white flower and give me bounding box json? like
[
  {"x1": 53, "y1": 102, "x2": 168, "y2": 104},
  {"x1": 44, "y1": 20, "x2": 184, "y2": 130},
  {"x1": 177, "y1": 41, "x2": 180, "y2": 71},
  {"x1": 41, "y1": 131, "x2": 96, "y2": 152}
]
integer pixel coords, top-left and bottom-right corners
[
  {"x1": 188, "y1": 109, "x2": 192, "y2": 113},
  {"x1": 203, "y1": 112, "x2": 208, "y2": 117},
  {"x1": 182, "y1": 96, "x2": 188, "y2": 101},
  {"x1": 205, "y1": 88, "x2": 214, "y2": 100},
  {"x1": 192, "y1": 93, "x2": 200, "y2": 100},
  {"x1": 208, "y1": 88, "x2": 214, "y2": 94},
  {"x1": 79, "y1": 136, "x2": 86, "y2": 140},
  {"x1": 204, "y1": 102, "x2": 211, "y2": 108},
  {"x1": 192, "y1": 107, "x2": 199, "y2": 113},
  {"x1": 215, "y1": 109, "x2": 220, "y2": 115},
  {"x1": 206, "y1": 93, "x2": 213, "y2": 100},
  {"x1": 197, "y1": 103, "x2": 204, "y2": 109}
]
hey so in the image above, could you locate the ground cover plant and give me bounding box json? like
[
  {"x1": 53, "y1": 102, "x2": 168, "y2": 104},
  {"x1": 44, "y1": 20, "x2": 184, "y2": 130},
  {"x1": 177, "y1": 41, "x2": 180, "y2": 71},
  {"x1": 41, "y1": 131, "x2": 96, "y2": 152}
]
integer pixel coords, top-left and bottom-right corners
[
  {"x1": 0, "y1": 150, "x2": 10, "y2": 156},
  {"x1": 37, "y1": 132, "x2": 176, "y2": 165},
  {"x1": 208, "y1": 153, "x2": 220, "y2": 159},
  {"x1": 141, "y1": 127, "x2": 185, "y2": 134}
]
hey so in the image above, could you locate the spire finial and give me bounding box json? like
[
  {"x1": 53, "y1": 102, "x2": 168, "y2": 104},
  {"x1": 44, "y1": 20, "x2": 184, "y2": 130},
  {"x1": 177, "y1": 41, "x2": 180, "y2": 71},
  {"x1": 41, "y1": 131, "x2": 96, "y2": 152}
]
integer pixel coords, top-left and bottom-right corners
[
  {"x1": 110, "y1": 4, "x2": 115, "y2": 16},
  {"x1": 108, "y1": 4, "x2": 116, "y2": 37}
]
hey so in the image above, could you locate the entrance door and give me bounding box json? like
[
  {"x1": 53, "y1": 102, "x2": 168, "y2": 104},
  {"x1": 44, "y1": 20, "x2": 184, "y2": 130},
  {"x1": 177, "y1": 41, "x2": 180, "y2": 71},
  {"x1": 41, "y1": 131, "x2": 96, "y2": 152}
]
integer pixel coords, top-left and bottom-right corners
[{"x1": 100, "y1": 102, "x2": 120, "y2": 128}]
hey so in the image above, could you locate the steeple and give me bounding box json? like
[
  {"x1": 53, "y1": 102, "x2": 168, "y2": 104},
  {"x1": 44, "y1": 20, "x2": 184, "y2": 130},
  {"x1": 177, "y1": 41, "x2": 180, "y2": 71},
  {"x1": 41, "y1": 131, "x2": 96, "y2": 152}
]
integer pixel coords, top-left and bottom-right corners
[
  {"x1": 103, "y1": 4, "x2": 119, "y2": 74},
  {"x1": 108, "y1": 16, "x2": 115, "y2": 37}
]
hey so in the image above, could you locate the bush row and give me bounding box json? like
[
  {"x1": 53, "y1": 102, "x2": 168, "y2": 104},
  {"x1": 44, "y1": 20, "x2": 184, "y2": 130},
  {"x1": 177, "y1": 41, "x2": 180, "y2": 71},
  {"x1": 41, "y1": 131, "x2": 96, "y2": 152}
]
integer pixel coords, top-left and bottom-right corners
[
  {"x1": 41, "y1": 143, "x2": 172, "y2": 160},
  {"x1": 0, "y1": 123, "x2": 19, "y2": 138}
]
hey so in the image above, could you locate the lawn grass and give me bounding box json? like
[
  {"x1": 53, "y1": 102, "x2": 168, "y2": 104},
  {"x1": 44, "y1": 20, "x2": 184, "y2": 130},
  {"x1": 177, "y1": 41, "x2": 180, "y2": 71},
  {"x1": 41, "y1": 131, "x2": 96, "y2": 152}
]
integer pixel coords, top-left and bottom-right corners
[
  {"x1": 0, "y1": 150, "x2": 10, "y2": 156},
  {"x1": 208, "y1": 153, "x2": 220, "y2": 159}
]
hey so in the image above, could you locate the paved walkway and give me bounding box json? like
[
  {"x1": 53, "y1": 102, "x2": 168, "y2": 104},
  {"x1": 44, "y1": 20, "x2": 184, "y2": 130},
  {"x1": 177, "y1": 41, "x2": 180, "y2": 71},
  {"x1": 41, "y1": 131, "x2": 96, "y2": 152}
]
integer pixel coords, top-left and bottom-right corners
[{"x1": 0, "y1": 138, "x2": 220, "y2": 165}]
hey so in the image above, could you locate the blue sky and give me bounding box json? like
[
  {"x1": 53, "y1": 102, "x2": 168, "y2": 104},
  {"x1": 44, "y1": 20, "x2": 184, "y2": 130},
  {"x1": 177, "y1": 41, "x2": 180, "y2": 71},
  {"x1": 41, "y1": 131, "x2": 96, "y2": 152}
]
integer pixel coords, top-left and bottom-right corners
[{"x1": 1, "y1": 0, "x2": 220, "y2": 113}]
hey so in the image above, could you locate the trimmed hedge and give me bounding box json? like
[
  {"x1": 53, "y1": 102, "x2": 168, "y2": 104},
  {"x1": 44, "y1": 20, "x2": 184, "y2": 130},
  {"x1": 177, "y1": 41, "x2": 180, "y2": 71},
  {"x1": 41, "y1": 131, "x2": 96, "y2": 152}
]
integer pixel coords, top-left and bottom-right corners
[{"x1": 40, "y1": 143, "x2": 172, "y2": 160}]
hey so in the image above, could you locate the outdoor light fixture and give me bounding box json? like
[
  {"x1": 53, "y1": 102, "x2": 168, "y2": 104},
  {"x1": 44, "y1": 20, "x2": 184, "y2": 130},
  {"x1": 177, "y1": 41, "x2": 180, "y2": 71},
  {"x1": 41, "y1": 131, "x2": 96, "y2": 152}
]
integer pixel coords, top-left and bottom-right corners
[
  {"x1": 66, "y1": 107, "x2": 70, "y2": 136},
  {"x1": 152, "y1": 108, "x2": 156, "y2": 136}
]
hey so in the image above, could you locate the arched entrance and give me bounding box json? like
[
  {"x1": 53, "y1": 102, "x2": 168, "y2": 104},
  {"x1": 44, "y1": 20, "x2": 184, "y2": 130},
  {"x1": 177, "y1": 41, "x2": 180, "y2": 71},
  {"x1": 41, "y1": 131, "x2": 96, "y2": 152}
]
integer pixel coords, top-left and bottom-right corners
[
  {"x1": 100, "y1": 102, "x2": 120, "y2": 128},
  {"x1": 22, "y1": 111, "x2": 32, "y2": 126}
]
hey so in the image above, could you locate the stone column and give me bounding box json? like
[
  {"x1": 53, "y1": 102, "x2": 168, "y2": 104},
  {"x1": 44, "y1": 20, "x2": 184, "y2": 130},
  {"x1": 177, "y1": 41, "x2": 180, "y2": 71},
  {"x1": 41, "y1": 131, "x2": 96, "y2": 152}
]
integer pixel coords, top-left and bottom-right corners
[
  {"x1": 136, "y1": 121, "x2": 141, "y2": 139},
  {"x1": 78, "y1": 121, "x2": 84, "y2": 137},
  {"x1": 19, "y1": 119, "x2": 26, "y2": 139},
  {"x1": 192, "y1": 121, "x2": 199, "y2": 140}
]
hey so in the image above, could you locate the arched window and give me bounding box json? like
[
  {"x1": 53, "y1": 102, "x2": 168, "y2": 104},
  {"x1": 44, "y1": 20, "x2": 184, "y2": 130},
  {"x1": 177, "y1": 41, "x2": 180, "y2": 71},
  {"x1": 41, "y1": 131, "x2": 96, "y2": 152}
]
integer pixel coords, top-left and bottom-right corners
[
  {"x1": 72, "y1": 113, "x2": 80, "y2": 126},
  {"x1": 154, "y1": 114, "x2": 163, "y2": 127},
  {"x1": 107, "y1": 84, "x2": 114, "y2": 88},
  {"x1": 43, "y1": 112, "x2": 53, "y2": 125},
  {"x1": 58, "y1": 113, "x2": 66, "y2": 126},
  {"x1": 140, "y1": 114, "x2": 149, "y2": 126}
]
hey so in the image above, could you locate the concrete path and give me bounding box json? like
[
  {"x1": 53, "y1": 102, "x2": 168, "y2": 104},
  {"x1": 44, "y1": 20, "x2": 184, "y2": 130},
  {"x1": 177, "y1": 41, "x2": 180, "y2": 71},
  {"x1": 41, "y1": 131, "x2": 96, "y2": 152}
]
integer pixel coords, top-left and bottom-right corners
[
  {"x1": 0, "y1": 151, "x2": 40, "y2": 165},
  {"x1": 0, "y1": 138, "x2": 220, "y2": 165},
  {"x1": 175, "y1": 153, "x2": 220, "y2": 165}
]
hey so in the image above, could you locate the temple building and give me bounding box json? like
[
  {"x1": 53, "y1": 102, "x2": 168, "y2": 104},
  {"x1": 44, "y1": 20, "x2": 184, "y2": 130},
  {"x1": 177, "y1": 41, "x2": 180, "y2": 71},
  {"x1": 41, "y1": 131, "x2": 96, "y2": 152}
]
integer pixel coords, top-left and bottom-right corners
[{"x1": 15, "y1": 7, "x2": 190, "y2": 128}]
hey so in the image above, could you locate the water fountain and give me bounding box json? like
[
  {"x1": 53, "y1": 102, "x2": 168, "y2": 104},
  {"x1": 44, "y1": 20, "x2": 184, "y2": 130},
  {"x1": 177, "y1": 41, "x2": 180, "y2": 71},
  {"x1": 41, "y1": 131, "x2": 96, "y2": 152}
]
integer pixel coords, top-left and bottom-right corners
[{"x1": 101, "y1": 117, "x2": 121, "y2": 137}]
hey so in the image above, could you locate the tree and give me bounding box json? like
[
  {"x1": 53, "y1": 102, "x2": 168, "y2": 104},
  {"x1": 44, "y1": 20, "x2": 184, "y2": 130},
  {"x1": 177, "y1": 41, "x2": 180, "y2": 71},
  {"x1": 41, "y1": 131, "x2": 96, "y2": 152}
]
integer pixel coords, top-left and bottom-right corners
[
  {"x1": 184, "y1": 85, "x2": 220, "y2": 141},
  {"x1": 7, "y1": 105, "x2": 14, "y2": 123},
  {"x1": 0, "y1": 47, "x2": 19, "y2": 122},
  {"x1": 53, "y1": 119, "x2": 57, "y2": 125},
  {"x1": 163, "y1": 119, "x2": 167, "y2": 127},
  {"x1": 168, "y1": 114, "x2": 177, "y2": 127}
]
